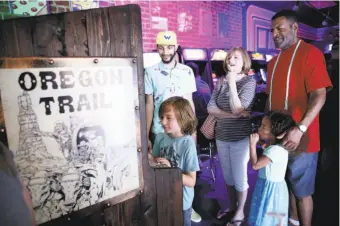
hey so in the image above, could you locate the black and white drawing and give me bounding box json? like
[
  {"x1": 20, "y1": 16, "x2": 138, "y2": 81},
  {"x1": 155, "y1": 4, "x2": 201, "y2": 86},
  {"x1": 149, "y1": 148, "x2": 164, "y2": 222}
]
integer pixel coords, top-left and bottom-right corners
[{"x1": 0, "y1": 64, "x2": 140, "y2": 225}]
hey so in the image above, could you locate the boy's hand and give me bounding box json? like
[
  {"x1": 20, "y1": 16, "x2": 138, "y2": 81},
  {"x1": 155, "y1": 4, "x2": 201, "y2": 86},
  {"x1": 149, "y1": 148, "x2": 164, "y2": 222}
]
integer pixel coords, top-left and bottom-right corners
[
  {"x1": 148, "y1": 153, "x2": 154, "y2": 161},
  {"x1": 250, "y1": 133, "x2": 259, "y2": 146},
  {"x1": 154, "y1": 157, "x2": 171, "y2": 167},
  {"x1": 148, "y1": 140, "x2": 152, "y2": 153}
]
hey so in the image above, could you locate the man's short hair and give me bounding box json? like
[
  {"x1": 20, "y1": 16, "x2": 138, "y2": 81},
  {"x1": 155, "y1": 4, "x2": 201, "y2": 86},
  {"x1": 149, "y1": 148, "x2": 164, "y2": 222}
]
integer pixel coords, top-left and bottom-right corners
[
  {"x1": 186, "y1": 62, "x2": 200, "y2": 77},
  {"x1": 272, "y1": 10, "x2": 298, "y2": 24}
]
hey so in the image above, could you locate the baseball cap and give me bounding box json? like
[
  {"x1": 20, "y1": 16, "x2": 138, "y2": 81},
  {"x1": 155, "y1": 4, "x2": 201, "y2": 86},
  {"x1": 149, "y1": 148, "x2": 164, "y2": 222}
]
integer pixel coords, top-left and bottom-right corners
[{"x1": 156, "y1": 31, "x2": 177, "y2": 46}]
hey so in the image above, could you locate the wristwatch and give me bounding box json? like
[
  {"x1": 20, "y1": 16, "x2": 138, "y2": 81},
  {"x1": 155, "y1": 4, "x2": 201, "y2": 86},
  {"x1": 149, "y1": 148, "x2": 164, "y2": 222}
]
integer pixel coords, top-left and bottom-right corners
[{"x1": 297, "y1": 124, "x2": 307, "y2": 133}]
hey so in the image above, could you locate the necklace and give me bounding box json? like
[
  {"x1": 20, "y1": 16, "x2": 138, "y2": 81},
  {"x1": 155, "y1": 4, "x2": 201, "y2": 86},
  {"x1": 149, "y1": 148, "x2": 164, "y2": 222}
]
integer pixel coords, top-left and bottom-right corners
[{"x1": 269, "y1": 40, "x2": 301, "y2": 110}]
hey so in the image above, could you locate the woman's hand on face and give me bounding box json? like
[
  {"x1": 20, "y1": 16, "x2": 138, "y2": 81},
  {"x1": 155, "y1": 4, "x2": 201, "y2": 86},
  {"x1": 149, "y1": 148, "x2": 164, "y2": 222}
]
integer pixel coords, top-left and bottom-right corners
[
  {"x1": 227, "y1": 72, "x2": 236, "y2": 83},
  {"x1": 227, "y1": 66, "x2": 238, "y2": 82}
]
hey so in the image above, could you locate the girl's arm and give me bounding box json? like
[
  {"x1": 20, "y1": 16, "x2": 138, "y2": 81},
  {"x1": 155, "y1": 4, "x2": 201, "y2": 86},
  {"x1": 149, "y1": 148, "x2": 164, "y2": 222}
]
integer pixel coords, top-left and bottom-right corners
[
  {"x1": 250, "y1": 133, "x2": 271, "y2": 170},
  {"x1": 182, "y1": 171, "x2": 196, "y2": 187},
  {"x1": 250, "y1": 143, "x2": 271, "y2": 170}
]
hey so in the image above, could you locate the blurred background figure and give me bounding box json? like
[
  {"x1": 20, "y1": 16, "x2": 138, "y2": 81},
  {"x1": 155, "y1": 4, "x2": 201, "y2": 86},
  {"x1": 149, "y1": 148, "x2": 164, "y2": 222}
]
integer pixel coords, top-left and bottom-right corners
[
  {"x1": 186, "y1": 61, "x2": 211, "y2": 120},
  {"x1": 0, "y1": 141, "x2": 36, "y2": 226}
]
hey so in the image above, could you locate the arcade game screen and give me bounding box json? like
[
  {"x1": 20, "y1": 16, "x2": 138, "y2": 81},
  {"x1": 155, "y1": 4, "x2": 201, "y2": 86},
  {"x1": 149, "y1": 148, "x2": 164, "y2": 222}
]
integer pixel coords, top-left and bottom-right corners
[
  {"x1": 250, "y1": 52, "x2": 266, "y2": 82},
  {"x1": 182, "y1": 48, "x2": 208, "y2": 75},
  {"x1": 182, "y1": 48, "x2": 211, "y2": 86},
  {"x1": 251, "y1": 52, "x2": 265, "y2": 61},
  {"x1": 210, "y1": 49, "x2": 228, "y2": 88},
  {"x1": 250, "y1": 52, "x2": 267, "y2": 93},
  {"x1": 182, "y1": 48, "x2": 207, "y2": 61}
]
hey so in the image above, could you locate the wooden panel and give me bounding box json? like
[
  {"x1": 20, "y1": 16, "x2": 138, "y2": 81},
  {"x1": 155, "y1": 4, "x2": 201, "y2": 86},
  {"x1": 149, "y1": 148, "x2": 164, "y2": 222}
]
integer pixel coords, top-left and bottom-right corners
[
  {"x1": 86, "y1": 7, "x2": 111, "y2": 56},
  {"x1": 107, "y1": 6, "x2": 131, "y2": 57},
  {"x1": 104, "y1": 195, "x2": 142, "y2": 226},
  {"x1": 0, "y1": 22, "x2": 6, "y2": 56},
  {"x1": 129, "y1": 5, "x2": 141, "y2": 57},
  {"x1": 0, "y1": 19, "x2": 34, "y2": 56},
  {"x1": 155, "y1": 168, "x2": 183, "y2": 226},
  {"x1": 31, "y1": 14, "x2": 65, "y2": 57},
  {"x1": 39, "y1": 210, "x2": 105, "y2": 226},
  {"x1": 126, "y1": 4, "x2": 158, "y2": 226},
  {"x1": 64, "y1": 11, "x2": 89, "y2": 57}
]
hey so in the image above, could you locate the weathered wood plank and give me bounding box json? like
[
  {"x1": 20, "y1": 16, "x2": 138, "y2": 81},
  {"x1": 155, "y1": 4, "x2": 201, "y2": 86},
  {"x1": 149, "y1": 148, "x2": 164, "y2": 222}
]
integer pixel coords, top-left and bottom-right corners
[
  {"x1": 64, "y1": 11, "x2": 89, "y2": 56},
  {"x1": 155, "y1": 168, "x2": 183, "y2": 226},
  {"x1": 0, "y1": 92, "x2": 8, "y2": 146},
  {"x1": 40, "y1": 210, "x2": 105, "y2": 226},
  {"x1": 129, "y1": 5, "x2": 141, "y2": 58},
  {"x1": 107, "y1": 6, "x2": 131, "y2": 57},
  {"x1": 86, "y1": 7, "x2": 111, "y2": 56},
  {"x1": 31, "y1": 14, "x2": 64, "y2": 57},
  {"x1": 127, "y1": 4, "x2": 158, "y2": 226},
  {"x1": 12, "y1": 19, "x2": 34, "y2": 56},
  {"x1": 104, "y1": 196, "x2": 142, "y2": 226},
  {"x1": 0, "y1": 22, "x2": 6, "y2": 56},
  {"x1": 0, "y1": 19, "x2": 34, "y2": 56}
]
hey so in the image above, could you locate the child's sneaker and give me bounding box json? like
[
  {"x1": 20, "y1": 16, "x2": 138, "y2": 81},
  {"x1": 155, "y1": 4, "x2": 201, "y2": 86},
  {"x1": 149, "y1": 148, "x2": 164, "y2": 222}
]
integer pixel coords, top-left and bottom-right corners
[{"x1": 191, "y1": 209, "x2": 202, "y2": 223}]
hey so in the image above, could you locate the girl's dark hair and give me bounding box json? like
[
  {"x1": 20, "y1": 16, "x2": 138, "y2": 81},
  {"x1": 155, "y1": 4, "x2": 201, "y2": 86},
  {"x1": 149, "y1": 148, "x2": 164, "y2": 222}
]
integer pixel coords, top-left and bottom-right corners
[{"x1": 265, "y1": 111, "x2": 296, "y2": 142}]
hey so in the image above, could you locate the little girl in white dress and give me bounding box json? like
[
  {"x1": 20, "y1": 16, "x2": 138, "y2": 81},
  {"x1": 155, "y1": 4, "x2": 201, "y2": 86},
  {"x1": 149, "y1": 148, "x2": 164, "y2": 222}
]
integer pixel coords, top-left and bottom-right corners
[{"x1": 248, "y1": 111, "x2": 296, "y2": 226}]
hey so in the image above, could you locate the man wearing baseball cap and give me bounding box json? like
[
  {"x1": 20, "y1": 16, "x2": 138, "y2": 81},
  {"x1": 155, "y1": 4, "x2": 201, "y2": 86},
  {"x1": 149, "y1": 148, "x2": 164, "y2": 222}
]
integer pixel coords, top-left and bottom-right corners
[{"x1": 144, "y1": 31, "x2": 202, "y2": 223}]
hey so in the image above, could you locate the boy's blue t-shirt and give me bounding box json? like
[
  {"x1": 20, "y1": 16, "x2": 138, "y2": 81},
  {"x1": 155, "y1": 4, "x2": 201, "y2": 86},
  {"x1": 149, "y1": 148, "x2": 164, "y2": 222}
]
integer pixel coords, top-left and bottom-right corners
[{"x1": 152, "y1": 133, "x2": 200, "y2": 210}]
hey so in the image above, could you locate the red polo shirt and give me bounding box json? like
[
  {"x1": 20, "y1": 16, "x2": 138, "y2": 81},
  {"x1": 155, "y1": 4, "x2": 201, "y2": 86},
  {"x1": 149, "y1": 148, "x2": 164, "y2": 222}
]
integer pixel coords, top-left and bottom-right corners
[{"x1": 266, "y1": 40, "x2": 332, "y2": 153}]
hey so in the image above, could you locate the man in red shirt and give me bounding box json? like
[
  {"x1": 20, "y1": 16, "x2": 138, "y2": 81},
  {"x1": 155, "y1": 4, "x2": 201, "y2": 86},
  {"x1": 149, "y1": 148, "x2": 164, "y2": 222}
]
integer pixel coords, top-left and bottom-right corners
[{"x1": 266, "y1": 10, "x2": 332, "y2": 226}]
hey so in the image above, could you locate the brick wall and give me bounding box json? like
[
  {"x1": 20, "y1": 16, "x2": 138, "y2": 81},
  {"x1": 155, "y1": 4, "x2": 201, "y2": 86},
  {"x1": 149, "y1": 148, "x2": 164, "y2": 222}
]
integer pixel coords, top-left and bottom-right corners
[
  {"x1": 1, "y1": 1, "x2": 329, "y2": 52},
  {"x1": 135, "y1": 1, "x2": 244, "y2": 52},
  {"x1": 49, "y1": 0, "x2": 245, "y2": 52},
  {"x1": 49, "y1": 1, "x2": 71, "y2": 13}
]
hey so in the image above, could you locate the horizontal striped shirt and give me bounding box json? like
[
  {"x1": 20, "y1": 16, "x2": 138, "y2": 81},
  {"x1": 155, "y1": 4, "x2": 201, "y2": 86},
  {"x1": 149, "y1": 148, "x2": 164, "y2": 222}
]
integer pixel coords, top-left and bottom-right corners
[{"x1": 208, "y1": 76, "x2": 256, "y2": 142}]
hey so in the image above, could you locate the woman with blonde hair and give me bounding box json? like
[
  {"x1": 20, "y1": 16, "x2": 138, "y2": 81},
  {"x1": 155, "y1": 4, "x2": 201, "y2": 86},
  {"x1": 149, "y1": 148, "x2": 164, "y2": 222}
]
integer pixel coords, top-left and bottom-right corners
[{"x1": 207, "y1": 47, "x2": 256, "y2": 226}]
